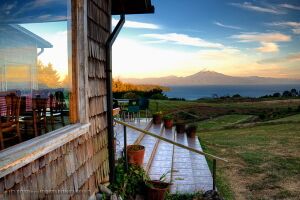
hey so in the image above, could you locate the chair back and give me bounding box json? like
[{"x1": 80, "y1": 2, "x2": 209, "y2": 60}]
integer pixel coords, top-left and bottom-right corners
[
  {"x1": 32, "y1": 96, "x2": 48, "y2": 120},
  {"x1": 5, "y1": 93, "x2": 21, "y2": 123},
  {"x1": 139, "y1": 98, "x2": 149, "y2": 110},
  {"x1": 50, "y1": 91, "x2": 66, "y2": 112}
]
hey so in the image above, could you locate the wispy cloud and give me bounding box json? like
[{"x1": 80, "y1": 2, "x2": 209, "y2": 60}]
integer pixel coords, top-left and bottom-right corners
[
  {"x1": 256, "y1": 42, "x2": 278, "y2": 53},
  {"x1": 258, "y1": 52, "x2": 300, "y2": 64},
  {"x1": 279, "y1": 3, "x2": 300, "y2": 10},
  {"x1": 231, "y1": 32, "x2": 291, "y2": 43},
  {"x1": 112, "y1": 19, "x2": 160, "y2": 29},
  {"x1": 214, "y1": 21, "x2": 242, "y2": 30},
  {"x1": 142, "y1": 33, "x2": 224, "y2": 48},
  {"x1": 266, "y1": 21, "x2": 300, "y2": 34},
  {"x1": 230, "y1": 2, "x2": 284, "y2": 14},
  {"x1": 231, "y1": 32, "x2": 291, "y2": 53}
]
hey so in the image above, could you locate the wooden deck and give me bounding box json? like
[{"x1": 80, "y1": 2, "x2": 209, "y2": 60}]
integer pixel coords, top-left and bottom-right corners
[{"x1": 114, "y1": 118, "x2": 213, "y2": 194}]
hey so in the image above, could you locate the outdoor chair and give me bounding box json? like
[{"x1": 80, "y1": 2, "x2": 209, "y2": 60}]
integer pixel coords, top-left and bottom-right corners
[
  {"x1": 20, "y1": 95, "x2": 48, "y2": 137},
  {"x1": 127, "y1": 99, "x2": 140, "y2": 122},
  {"x1": 48, "y1": 91, "x2": 66, "y2": 131},
  {"x1": 139, "y1": 98, "x2": 149, "y2": 118},
  {"x1": 0, "y1": 93, "x2": 21, "y2": 150}
]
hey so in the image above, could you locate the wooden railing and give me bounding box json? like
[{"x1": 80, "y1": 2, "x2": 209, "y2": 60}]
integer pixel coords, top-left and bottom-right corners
[{"x1": 114, "y1": 119, "x2": 228, "y2": 190}]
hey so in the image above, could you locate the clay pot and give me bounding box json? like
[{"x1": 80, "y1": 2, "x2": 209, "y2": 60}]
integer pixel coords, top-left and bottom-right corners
[
  {"x1": 164, "y1": 119, "x2": 173, "y2": 129},
  {"x1": 153, "y1": 114, "x2": 162, "y2": 124},
  {"x1": 146, "y1": 180, "x2": 170, "y2": 200},
  {"x1": 186, "y1": 125, "x2": 197, "y2": 138},
  {"x1": 127, "y1": 145, "x2": 145, "y2": 166},
  {"x1": 175, "y1": 123, "x2": 186, "y2": 133}
]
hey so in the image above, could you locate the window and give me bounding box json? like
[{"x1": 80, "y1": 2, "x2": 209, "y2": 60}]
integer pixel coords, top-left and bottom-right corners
[{"x1": 0, "y1": 0, "x2": 73, "y2": 150}]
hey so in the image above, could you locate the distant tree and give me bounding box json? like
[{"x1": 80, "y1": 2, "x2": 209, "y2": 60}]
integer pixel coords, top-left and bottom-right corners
[
  {"x1": 282, "y1": 90, "x2": 292, "y2": 97},
  {"x1": 272, "y1": 92, "x2": 281, "y2": 98},
  {"x1": 37, "y1": 60, "x2": 61, "y2": 89},
  {"x1": 291, "y1": 88, "x2": 298, "y2": 97},
  {"x1": 123, "y1": 92, "x2": 139, "y2": 99},
  {"x1": 61, "y1": 75, "x2": 70, "y2": 89},
  {"x1": 150, "y1": 93, "x2": 168, "y2": 100},
  {"x1": 232, "y1": 94, "x2": 241, "y2": 98}
]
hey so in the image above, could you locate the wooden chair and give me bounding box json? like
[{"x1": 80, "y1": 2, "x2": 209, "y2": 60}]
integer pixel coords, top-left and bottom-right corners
[
  {"x1": 20, "y1": 96, "x2": 48, "y2": 137},
  {"x1": 49, "y1": 91, "x2": 66, "y2": 131},
  {"x1": 0, "y1": 93, "x2": 21, "y2": 150}
]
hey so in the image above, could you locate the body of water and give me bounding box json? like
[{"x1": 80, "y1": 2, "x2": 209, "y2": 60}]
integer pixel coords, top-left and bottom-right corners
[{"x1": 164, "y1": 85, "x2": 300, "y2": 100}]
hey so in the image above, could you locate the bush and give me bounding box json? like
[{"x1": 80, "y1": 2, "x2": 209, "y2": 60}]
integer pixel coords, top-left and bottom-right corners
[
  {"x1": 150, "y1": 93, "x2": 168, "y2": 100},
  {"x1": 123, "y1": 92, "x2": 139, "y2": 99},
  {"x1": 109, "y1": 162, "x2": 149, "y2": 199}
]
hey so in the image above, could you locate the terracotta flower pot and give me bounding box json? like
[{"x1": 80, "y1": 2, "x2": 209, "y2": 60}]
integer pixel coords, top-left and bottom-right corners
[
  {"x1": 153, "y1": 114, "x2": 162, "y2": 124},
  {"x1": 164, "y1": 119, "x2": 173, "y2": 129},
  {"x1": 127, "y1": 145, "x2": 145, "y2": 166},
  {"x1": 146, "y1": 180, "x2": 170, "y2": 200},
  {"x1": 186, "y1": 126, "x2": 197, "y2": 138},
  {"x1": 175, "y1": 123, "x2": 186, "y2": 133}
]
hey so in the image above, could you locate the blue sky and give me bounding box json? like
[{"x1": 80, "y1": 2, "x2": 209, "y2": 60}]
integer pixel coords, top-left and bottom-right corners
[{"x1": 112, "y1": 0, "x2": 300, "y2": 79}]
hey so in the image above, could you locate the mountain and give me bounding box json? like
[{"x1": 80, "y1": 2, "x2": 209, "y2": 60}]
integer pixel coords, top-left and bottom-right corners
[{"x1": 121, "y1": 71, "x2": 300, "y2": 86}]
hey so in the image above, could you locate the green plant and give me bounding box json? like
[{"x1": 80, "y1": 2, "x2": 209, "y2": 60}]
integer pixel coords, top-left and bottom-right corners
[
  {"x1": 166, "y1": 192, "x2": 204, "y2": 200},
  {"x1": 163, "y1": 114, "x2": 173, "y2": 120},
  {"x1": 109, "y1": 161, "x2": 149, "y2": 200},
  {"x1": 153, "y1": 111, "x2": 163, "y2": 116},
  {"x1": 123, "y1": 92, "x2": 139, "y2": 99}
]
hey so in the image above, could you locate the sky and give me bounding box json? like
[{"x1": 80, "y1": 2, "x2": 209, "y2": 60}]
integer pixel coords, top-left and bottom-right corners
[
  {"x1": 9, "y1": 0, "x2": 300, "y2": 80},
  {"x1": 112, "y1": 0, "x2": 300, "y2": 79}
]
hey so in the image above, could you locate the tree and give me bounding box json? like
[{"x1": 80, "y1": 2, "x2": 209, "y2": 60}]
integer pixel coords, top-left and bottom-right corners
[
  {"x1": 290, "y1": 88, "x2": 298, "y2": 97},
  {"x1": 61, "y1": 75, "x2": 71, "y2": 89},
  {"x1": 282, "y1": 90, "x2": 292, "y2": 97},
  {"x1": 37, "y1": 60, "x2": 61, "y2": 89},
  {"x1": 273, "y1": 92, "x2": 281, "y2": 97}
]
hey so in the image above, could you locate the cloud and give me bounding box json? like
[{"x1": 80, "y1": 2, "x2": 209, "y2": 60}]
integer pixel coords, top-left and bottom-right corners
[
  {"x1": 230, "y1": 2, "x2": 284, "y2": 14},
  {"x1": 141, "y1": 33, "x2": 224, "y2": 48},
  {"x1": 231, "y1": 32, "x2": 291, "y2": 53},
  {"x1": 214, "y1": 21, "x2": 242, "y2": 30},
  {"x1": 256, "y1": 42, "x2": 278, "y2": 53},
  {"x1": 266, "y1": 21, "x2": 300, "y2": 34},
  {"x1": 258, "y1": 53, "x2": 300, "y2": 64},
  {"x1": 279, "y1": 3, "x2": 300, "y2": 10},
  {"x1": 231, "y1": 32, "x2": 291, "y2": 42},
  {"x1": 112, "y1": 19, "x2": 160, "y2": 29}
]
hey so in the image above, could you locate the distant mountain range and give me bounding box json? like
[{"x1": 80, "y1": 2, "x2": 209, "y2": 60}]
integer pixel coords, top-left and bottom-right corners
[{"x1": 121, "y1": 71, "x2": 300, "y2": 86}]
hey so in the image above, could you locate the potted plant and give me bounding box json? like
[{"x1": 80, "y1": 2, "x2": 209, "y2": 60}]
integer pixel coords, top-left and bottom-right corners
[
  {"x1": 152, "y1": 111, "x2": 163, "y2": 124},
  {"x1": 126, "y1": 145, "x2": 145, "y2": 166},
  {"x1": 146, "y1": 171, "x2": 171, "y2": 200},
  {"x1": 186, "y1": 123, "x2": 197, "y2": 138},
  {"x1": 163, "y1": 115, "x2": 173, "y2": 129},
  {"x1": 175, "y1": 119, "x2": 186, "y2": 133}
]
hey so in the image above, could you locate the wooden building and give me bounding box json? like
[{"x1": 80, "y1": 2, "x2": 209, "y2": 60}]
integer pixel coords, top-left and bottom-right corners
[{"x1": 0, "y1": 0, "x2": 154, "y2": 199}]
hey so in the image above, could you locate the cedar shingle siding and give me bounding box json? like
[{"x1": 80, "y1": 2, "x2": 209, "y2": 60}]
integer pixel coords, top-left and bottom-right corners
[{"x1": 0, "y1": 0, "x2": 111, "y2": 199}]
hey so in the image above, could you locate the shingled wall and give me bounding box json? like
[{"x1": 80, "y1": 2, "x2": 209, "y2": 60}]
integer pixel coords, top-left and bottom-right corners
[{"x1": 0, "y1": 0, "x2": 111, "y2": 199}]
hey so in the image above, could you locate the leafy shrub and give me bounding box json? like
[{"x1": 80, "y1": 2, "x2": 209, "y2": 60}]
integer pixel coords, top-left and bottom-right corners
[
  {"x1": 150, "y1": 93, "x2": 168, "y2": 100},
  {"x1": 109, "y1": 162, "x2": 149, "y2": 200},
  {"x1": 123, "y1": 92, "x2": 139, "y2": 99}
]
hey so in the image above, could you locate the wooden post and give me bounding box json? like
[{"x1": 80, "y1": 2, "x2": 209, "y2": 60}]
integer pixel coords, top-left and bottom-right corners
[{"x1": 124, "y1": 125, "x2": 128, "y2": 171}]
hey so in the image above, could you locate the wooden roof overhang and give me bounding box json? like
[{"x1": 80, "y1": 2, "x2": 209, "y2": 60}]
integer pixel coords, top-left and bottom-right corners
[{"x1": 112, "y1": 0, "x2": 154, "y2": 15}]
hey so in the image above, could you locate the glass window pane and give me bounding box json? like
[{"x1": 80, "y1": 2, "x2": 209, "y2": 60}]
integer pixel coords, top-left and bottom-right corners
[{"x1": 0, "y1": 0, "x2": 72, "y2": 150}]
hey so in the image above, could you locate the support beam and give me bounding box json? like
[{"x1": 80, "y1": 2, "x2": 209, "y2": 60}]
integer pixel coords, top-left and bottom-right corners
[{"x1": 106, "y1": 14, "x2": 125, "y2": 183}]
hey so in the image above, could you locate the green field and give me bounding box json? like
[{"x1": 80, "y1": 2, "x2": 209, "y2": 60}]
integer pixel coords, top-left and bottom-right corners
[{"x1": 149, "y1": 99, "x2": 300, "y2": 199}]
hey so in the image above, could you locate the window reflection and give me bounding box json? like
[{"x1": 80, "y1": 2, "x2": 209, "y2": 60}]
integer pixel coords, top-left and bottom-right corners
[{"x1": 0, "y1": 0, "x2": 71, "y2": 150}]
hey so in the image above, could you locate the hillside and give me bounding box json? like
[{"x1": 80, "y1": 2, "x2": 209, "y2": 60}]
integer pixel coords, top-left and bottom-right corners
[{"x1": 122, "y1": 71, "x2": 300, "y2": 86}]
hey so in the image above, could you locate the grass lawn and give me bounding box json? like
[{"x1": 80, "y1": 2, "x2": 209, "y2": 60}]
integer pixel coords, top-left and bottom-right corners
[
  {"x1": 197, "y1": 115, "x2": 255, "y2": 131},
  {"x1": 147, "y1": 99, "x2": 300, "y2": 199},
  {"x1": 199, "y1": 123, "x2": 300, "y2": 200}
]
